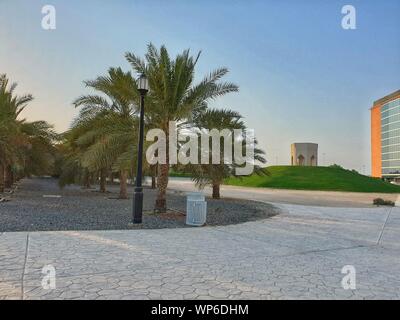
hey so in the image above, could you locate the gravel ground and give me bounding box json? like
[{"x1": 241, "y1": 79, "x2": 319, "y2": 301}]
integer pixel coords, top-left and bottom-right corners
[{"x1": 0, "y1": 177, "x2": 279, "y2": 232}]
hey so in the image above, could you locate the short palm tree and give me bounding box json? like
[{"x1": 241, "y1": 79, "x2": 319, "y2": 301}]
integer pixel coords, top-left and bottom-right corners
[
  {"x1": 19, "y1": 121, "x2": 58, "y2": 177},
  {"x1": 183, "y1": 108, "x2": 268, "y2": 199},
  {"x1": 125, "y1": 44, "x2": 239, "y2": 211},
  {"x1": 71, "y1": 67, "x2": 139, "y2": 198}
]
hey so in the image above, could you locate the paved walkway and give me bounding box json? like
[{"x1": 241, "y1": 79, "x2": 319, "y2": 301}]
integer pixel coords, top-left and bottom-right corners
[
  {"x1": 168, "y1": 178, "x2": 399, "y2": 207},
  {"x1": 1, "y1": 202, "x2": 399, "y2": 299}
]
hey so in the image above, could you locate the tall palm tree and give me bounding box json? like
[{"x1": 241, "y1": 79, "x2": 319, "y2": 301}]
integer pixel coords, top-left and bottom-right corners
[
  {"x1": 125, "y1": 44, "x2": 239, "y2": 211},
  {"x1": 182, "y1": 108, "x2": 268, "y2": 199},
  {"x1": 0, "y1": 74, "x2": 57, "y2": 191},
  {"x1": 0, "y1": 74, "x2": 32, "y2": 191}
]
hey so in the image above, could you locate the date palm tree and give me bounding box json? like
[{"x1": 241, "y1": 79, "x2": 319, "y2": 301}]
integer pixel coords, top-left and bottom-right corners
[
  {"x1": 182, "y1": 108, "x2": 268, "y2": 199},
  {"x1": 125, "y1": 44, "x2": 239, "y2": 211},
  {"x1": 0, "y1": 74, "x2": 31, "y2": 190},
  {"x1": 19, "y1": 121, "x2": 58, "y2": 177},
  {"x1": 0, "y1": 74, "x2": 57, "y2": 191},
  {"x1": 71, "y1": 67, "x2": 139, "y2": 198}
]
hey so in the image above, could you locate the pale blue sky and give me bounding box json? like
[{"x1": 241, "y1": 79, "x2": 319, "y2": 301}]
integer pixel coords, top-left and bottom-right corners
[{"x1": 0, "y1": 0, "x2": 399, "y2": 172}]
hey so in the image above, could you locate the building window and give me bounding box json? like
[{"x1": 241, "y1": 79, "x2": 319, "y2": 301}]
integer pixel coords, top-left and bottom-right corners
[{"x1": 381, "y1": 98, "x2": 400, "y2": 177}]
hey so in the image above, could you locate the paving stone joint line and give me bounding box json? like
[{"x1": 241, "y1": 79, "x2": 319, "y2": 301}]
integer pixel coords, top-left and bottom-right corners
[
  {"x1": 377, "y1": 207, "x2": 393, "y2": 245},
  {"x1": 21, "y1": 233, "x2": 30, "y2": 300}
]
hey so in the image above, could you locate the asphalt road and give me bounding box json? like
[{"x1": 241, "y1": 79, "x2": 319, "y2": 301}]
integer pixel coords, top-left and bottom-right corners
[{"x1": 167, "y1": 177, "x2": 400, "y2": 208}]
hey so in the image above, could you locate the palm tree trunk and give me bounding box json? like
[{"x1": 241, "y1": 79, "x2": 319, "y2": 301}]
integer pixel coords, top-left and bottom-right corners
[
  {"x1": 83, "y1": 169, "x2": 91, "y2": 188},
  {"x1": 212, "y1": 183, "x2": 221, "y2": 199},
  {"x1": 4, "y1": 165, "x2": 13, "y2": 189},
  {"x1": 151, "y1": 165, "x2": 156, "y2": 189},
  {"x1": 84, "y1": 176, "x2": 91, "y2": 188},
  {"x1": 109, "y1": 170, "x2": 114, "y2": 184},
  {"x1": 119, "y1": 170, "x2": 128, "y2": 199},
  {"x1": 0, "y1": 163, "x2": 4, "y2": 193},
  {"x1": 99, "y1": 169, "x2": 106, "y2": 193},
  {"x1": 90, "y1": 173, "x2": 95, "y2": 185},
  {"x1": 155, "y1": 163, "x2": 168, "y2": 212},
  {"x1": 155, "y1": 133, "x2": 169, "y2": 212}
]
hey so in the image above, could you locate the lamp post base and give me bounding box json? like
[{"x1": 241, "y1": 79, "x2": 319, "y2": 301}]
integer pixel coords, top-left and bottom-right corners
[{"x1": 133, "y1": 187, "x2": 143, "y2": 224}]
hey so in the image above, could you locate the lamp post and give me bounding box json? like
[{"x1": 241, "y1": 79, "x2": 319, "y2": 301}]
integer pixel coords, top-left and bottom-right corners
[{"x1": 133, "y1": 73, "x2": 149, "y2": 224}]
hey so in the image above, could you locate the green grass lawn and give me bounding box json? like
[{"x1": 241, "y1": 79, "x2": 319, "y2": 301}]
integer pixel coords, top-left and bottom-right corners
[
  {"x1": 224, "y1": 166, "x2": 400, "y2": 193},
  {"x1": 169, "y1": 170, "x2": 192, "y2": 178}
]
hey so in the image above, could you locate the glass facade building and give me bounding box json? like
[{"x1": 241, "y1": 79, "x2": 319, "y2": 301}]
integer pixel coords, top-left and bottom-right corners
[
  {"x1": 381, "y1": 98, "x2": 400, "y2": 176},
  {"x1": 371, "y1": 90, "x2": 400, "y2": 178}
]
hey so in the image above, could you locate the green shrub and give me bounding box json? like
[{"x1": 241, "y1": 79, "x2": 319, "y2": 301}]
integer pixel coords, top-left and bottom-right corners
[
  {"x1": 373, "y1": 198, "x2": 395, "y2": 206},
  {"x1": 329, "y1": 164, "x2": 344, "y2": 169}
]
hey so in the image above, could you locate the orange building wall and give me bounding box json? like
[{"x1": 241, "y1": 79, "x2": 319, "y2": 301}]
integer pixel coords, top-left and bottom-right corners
[{"x1": 371, "y1": 105, "x2": 381, "y2": 178}]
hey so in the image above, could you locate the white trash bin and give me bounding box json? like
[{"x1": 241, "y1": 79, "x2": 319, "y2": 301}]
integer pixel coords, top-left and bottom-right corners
[{"x1": 186, "y1": 192, "x2": 207, "y2": 226}]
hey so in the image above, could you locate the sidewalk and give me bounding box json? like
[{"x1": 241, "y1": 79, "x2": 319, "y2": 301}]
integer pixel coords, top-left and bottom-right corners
[{"x1": 1, "y1": 203, "x2": 399, "y2": 300}]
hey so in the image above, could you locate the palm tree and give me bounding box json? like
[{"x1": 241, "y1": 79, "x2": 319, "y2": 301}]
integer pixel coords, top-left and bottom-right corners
[
  {"x1": 0, "y1": 74, "x2": 57, "y2": 191},
  {"x1": 71, "y1": 67, "x2": 139, "y2": 198},
  {"x1": 18, "y1": 121, "x2": 58, "y2": 177},
  {"x1": 125, "y1": 44, "x2": 238, "y2": 212},
  {"x1": 183, "y1": 108, "x2": 268, "y2": 199},
  {"x1": 0, "y1": 74, "x2": 31, "y2": 190}
]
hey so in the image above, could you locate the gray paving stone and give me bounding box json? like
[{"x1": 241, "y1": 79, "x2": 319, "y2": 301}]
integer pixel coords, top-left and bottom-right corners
[{"x1": 1, "y1": 204, "x2": 400, "y2": 299}]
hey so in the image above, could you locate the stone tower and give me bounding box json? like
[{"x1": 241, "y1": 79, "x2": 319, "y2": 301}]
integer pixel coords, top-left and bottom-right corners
[{"x1": 291, "y1": 143, "x2": 318, "y2": 166}]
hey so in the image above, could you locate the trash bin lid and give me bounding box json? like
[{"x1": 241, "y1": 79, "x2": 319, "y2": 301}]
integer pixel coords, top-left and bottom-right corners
[{"x1": 186, "y1": 192, "x2": 205, "y2": 201}]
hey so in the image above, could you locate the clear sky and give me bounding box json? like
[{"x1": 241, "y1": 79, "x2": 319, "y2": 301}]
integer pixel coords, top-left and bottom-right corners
[{"x1": 1, "y1": 0, "x2": 399, "y2": 173}]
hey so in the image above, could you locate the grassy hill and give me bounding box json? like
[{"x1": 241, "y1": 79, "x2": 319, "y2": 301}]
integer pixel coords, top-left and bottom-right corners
[{"x1": 224, "y1": 166, "x2": 400, "y2": 193}]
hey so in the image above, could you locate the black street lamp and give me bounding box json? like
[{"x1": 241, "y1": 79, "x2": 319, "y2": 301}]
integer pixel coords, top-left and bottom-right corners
[{"x1": 133, "y1": 73, "x2": 149, "y2": 224}]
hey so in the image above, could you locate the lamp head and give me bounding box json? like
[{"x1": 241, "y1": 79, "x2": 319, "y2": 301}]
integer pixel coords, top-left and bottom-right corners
[{"x1": 137, "y1": 73, "x2": 149, "y2": 94}]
